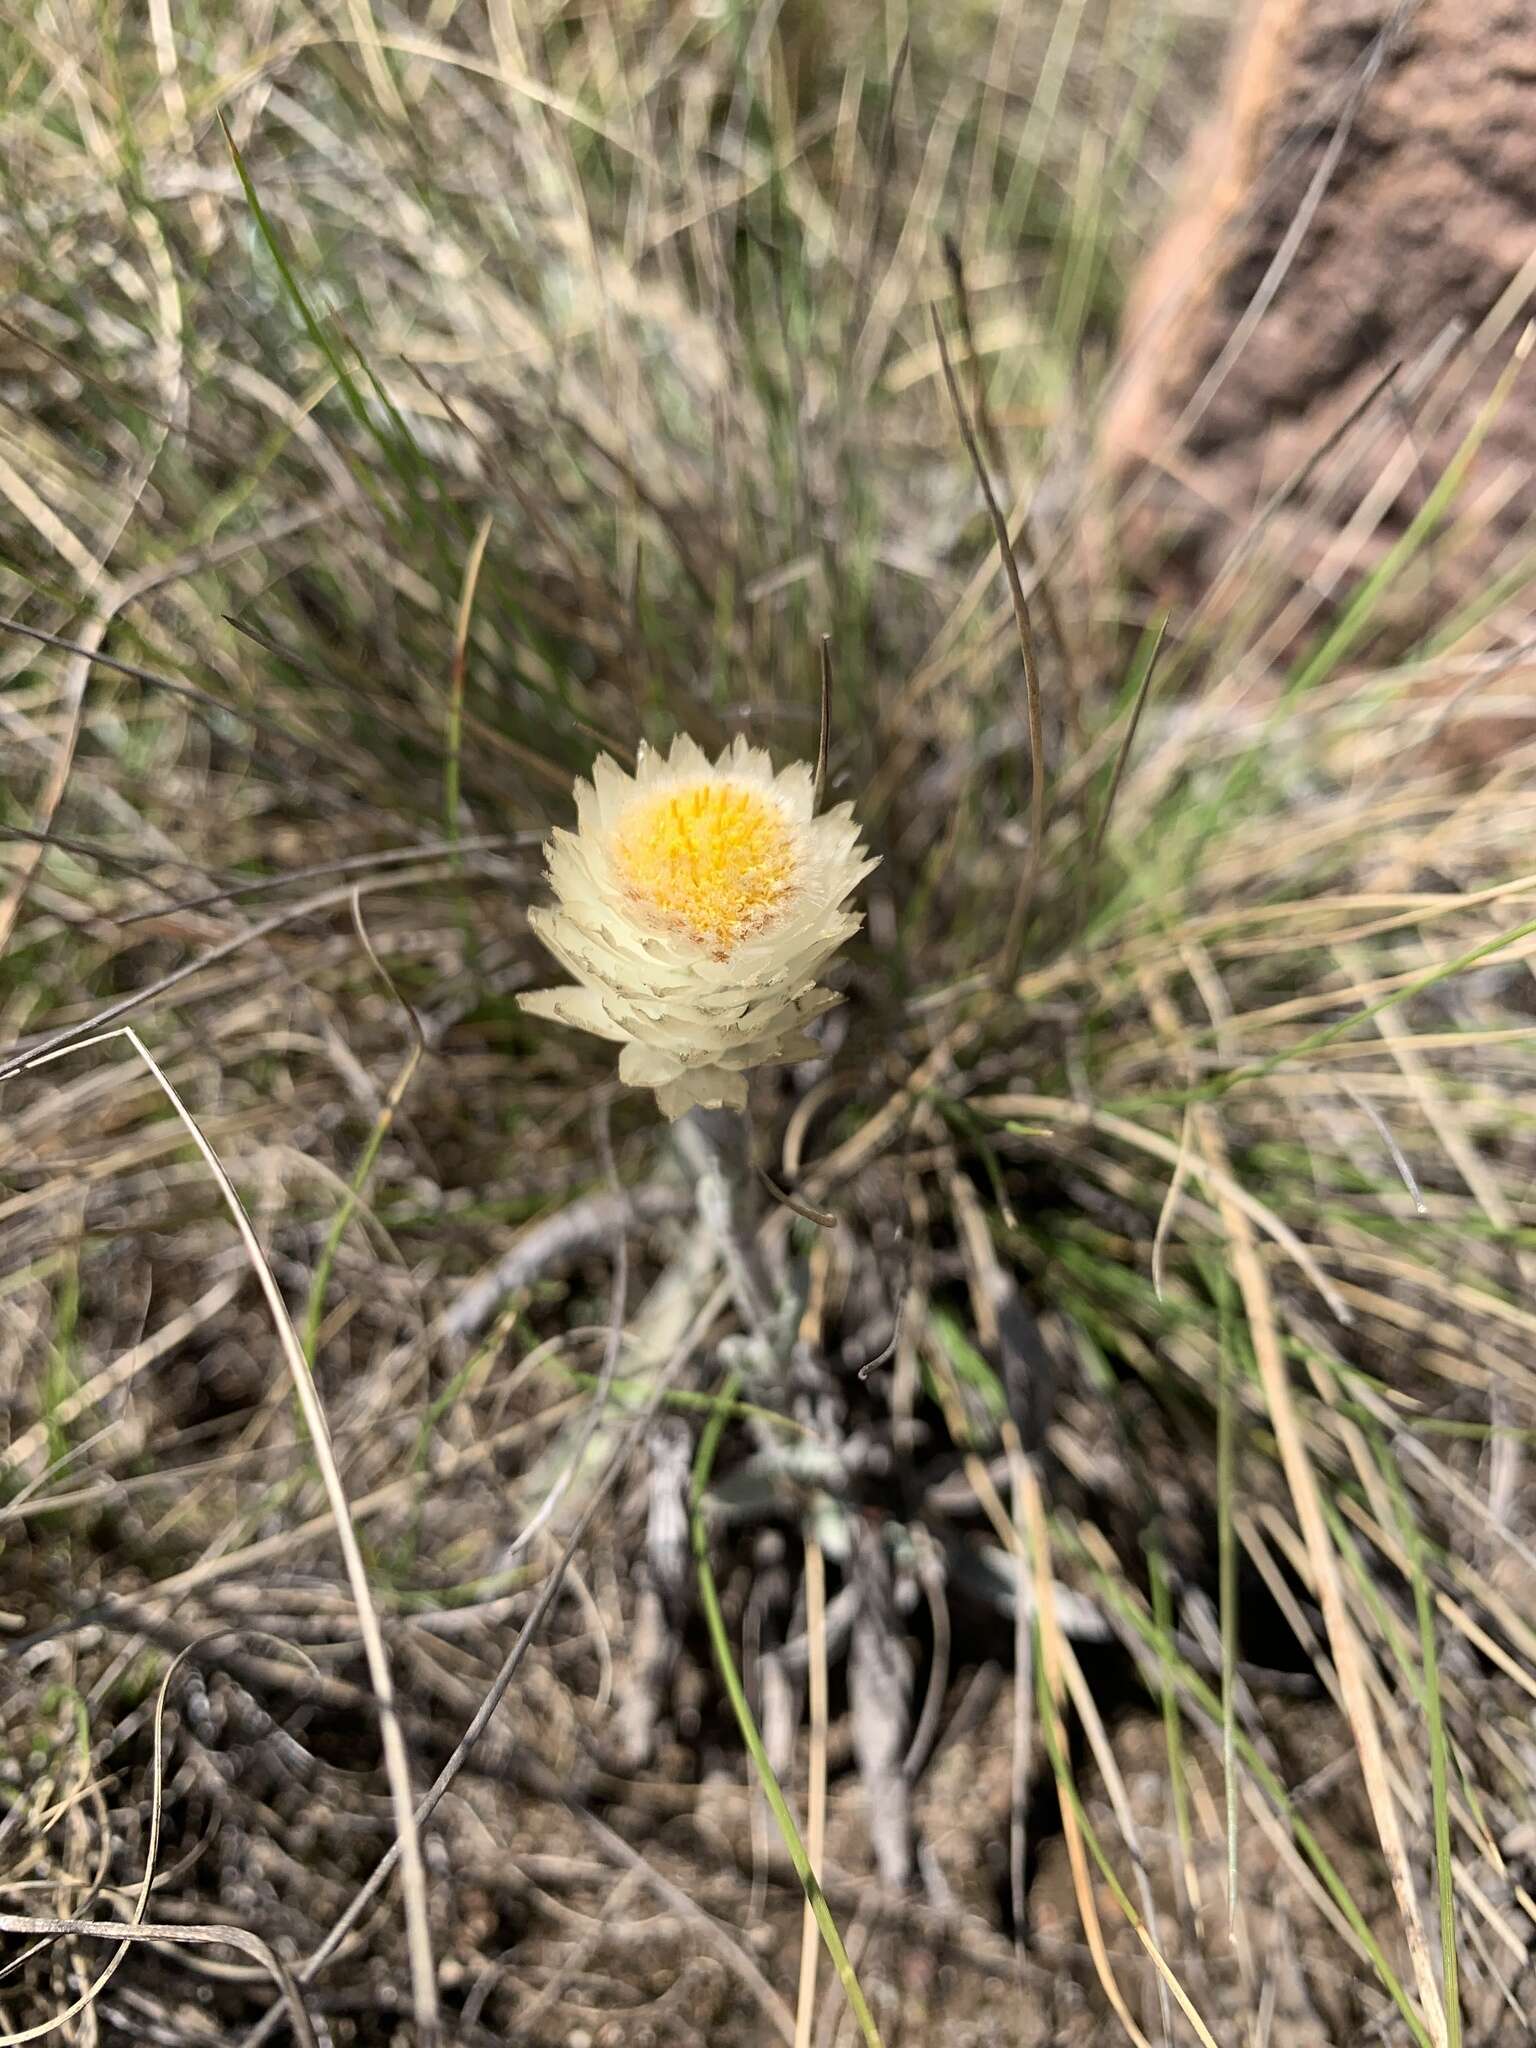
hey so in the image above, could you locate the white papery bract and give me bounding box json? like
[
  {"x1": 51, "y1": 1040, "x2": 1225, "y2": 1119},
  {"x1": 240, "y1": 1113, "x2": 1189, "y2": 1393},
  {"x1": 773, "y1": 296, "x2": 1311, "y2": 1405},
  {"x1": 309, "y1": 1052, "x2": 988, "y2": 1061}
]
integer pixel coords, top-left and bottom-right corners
[{"x1": 518, "y1": 734, "x2": 876, "y2": 1117}]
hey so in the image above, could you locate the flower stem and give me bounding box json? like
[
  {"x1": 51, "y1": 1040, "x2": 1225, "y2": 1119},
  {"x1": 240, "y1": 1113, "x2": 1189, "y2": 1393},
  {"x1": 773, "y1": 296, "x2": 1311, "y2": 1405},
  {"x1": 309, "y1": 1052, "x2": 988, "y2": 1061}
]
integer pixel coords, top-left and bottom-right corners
[{"x1": 674, "y1": 1106, "x2": 777, "y2": 1336}]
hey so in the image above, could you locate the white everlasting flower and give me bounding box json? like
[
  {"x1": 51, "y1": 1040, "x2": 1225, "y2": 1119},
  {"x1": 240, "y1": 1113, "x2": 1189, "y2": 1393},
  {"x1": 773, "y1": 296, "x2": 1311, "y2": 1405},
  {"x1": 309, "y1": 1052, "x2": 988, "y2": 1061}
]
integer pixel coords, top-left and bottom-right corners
[{"x1": 518, "y1": 733, "x2": 876, "y2": 1118}]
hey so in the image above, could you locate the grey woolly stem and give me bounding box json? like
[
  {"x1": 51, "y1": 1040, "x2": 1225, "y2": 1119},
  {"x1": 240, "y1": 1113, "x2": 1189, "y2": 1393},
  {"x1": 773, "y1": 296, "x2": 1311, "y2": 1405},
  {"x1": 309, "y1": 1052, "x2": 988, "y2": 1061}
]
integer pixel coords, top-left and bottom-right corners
[
  {"x1": 614, "y1": 1418, "x2": 694, "y2": 1769},
  {"x1": 674, "y1": 1106, "x2": 778, "y2": 1337},
  {"x1": 849, "y1": 1517, "x2": 914, "y2": 1892},
  {"x1": 443, "y1": 1183, "x2": 691, "y2": 1344}
]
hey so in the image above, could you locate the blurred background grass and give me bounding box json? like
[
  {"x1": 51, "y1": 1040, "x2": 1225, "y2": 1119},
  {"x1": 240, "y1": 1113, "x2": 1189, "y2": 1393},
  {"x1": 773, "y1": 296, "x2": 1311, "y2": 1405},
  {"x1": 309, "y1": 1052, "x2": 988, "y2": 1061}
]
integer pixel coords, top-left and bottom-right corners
[{"x1": 6, "y1": 2, "x2": 1536, "y2": 2044}]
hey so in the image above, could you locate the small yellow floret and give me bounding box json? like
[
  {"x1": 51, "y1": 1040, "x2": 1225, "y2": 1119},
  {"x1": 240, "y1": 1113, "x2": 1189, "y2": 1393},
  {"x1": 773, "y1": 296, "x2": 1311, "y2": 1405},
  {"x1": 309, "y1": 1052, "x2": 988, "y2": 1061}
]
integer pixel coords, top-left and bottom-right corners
[{"x1": 612, "y1": 779, "x2": 797, "y2": 956}]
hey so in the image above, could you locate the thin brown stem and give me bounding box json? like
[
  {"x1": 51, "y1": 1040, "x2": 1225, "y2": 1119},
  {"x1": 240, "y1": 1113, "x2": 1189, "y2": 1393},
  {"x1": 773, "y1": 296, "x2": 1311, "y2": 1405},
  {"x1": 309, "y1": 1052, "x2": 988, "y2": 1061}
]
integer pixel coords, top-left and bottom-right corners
[{"x1": 931, "y1": 308, "x2": 1047, "y2": 988}]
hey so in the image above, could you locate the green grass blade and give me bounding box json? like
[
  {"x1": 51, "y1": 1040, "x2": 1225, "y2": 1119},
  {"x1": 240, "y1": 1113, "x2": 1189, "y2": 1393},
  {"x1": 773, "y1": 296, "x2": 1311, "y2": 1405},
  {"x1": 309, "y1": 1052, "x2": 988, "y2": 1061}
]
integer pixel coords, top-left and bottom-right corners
[
  {"x1": 691, "y1": 1377, "x2": 885, "y2": 2048},
  {"x1": 1068, "y1": 1533, "x2": 1436, "y2": 2048}
]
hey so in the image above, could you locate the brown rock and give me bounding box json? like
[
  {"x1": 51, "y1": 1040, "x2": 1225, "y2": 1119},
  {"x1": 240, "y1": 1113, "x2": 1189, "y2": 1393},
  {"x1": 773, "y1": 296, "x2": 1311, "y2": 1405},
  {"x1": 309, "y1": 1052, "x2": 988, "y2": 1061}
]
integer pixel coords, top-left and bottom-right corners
[{"x1": 1102, "y1": 0, "x2": 1536, "y2": 637}]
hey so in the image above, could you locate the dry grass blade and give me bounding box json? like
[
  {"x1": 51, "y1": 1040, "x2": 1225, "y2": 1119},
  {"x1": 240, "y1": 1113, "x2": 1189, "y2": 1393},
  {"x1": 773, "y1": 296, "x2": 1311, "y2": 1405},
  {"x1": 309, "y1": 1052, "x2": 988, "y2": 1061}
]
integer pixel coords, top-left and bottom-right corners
[
  {"x1": 13, "y1": 7, "x2": 1536, "y2": 2041},
  {"x1": 1014, "y1": 1453, "x2": 1152, "y2": 2048},
  {"x1": 1, "y1": 1274, "x2": 243, "y2": 1486},
  {"x1": 1149, "y1": 1106, "x2": 1194, "y2": 1300},
  {"x1": 0, "y1": 870, "x2": 453, "y2": 1085},
  {"x1": 236, "y1": 1272, "x2": 730, "y2": 2048},
  {"x1": 498, "y1": 1101, "x2": 629, "y2": 1561},
  {"x1": 0, "y1": 1917, "x2": 317, "y2": 2048},
  {"x1": 962, "y1": 1422, "x2": 1212, "y2": 2046},
  {"x1": 756, "y1": 1162, "x2": 839, "y2": 1230},
  {"x1": 534, "y1": 1761, "x2": 797, "y2": 2044},
  {"x1": 970, "y1": 1091, "x2": 1350, "y2": 1322},
  {"x1": 1341, "y1": 1081, "x2": 1428, "y2": 1215},
  {"x1": 0, "y1": 614, "x2": 278, "y2": 726},
  {"x1": 14, "y1": 1026, "x2": 441, "y2": 2044},
  {"x1": 297, "y1": 888, "x2": 428, "y2": 1364},
  {"x1": 446, "y1": 509, "x2": 495, "y2": 844},
  {"x1": 0, "y1": 612, "x2": 105, "y2": 958},
  {"x1": 0, "y1": 1634, "x2": 316, "y2": 2048},
  {"x1": 0, "y1": 1630, "x2": 173, "y2": 2044},
  {"x1": 1336, "y1": 940, "x2": 1508, "y2": 1227},
  {"x1": 693, "y1": 1421, "x2": 885, "y2": 2048},
  {"x1": 115, "y1": 834, "x2": 519, "y2": 926},
  {"x1": 1194, "y1": 1104, "x2": 1449, "y2": 2048},
  {"x1": 1006, "y1": 1433, "x2": 1034, "y2": 1964},
  {"x1": 0, "y1": 818, "x2": 188, "y2": 885}
]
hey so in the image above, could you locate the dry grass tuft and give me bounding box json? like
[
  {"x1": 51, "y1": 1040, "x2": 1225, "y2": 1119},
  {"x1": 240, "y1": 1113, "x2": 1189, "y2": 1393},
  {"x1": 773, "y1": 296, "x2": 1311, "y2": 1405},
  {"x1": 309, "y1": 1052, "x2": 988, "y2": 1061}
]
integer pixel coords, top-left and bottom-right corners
[{"x1": 6, "y1": 3, "x2": 1536, "y2": 2045}]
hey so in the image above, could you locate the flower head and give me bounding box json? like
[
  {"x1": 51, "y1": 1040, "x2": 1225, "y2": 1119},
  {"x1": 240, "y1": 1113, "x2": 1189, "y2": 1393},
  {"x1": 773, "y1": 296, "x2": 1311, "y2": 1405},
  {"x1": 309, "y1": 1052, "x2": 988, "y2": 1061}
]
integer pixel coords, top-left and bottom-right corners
[{"x1": 518, "y1": 733, "x2": 876, "y2": 1117}]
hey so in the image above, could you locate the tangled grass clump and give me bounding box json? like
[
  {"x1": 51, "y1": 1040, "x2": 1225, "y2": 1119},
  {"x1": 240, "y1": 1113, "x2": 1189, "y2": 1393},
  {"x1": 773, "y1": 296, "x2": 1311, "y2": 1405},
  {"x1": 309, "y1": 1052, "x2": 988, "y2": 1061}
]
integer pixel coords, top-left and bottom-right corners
[{"x1": 5, "y1": 4, "x2": 1536, "y2": 2045}]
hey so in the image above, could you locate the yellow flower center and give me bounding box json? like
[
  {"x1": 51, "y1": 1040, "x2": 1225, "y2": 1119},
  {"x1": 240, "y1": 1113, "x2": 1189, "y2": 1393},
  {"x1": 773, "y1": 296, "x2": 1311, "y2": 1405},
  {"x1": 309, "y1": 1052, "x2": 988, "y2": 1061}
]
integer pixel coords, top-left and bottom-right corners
[{"x1": 612, "y1": 778, "x2": 797, "y2": 957}]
